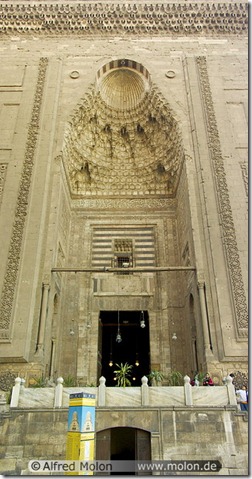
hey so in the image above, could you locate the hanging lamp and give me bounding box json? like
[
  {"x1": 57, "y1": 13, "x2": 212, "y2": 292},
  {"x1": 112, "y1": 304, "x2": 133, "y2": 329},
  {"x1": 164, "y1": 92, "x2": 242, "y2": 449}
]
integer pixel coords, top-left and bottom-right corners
[
  {"x1": 116, "y1": 310, "x2": 122, "y2": 343},
  {"x1": 140, "y1": 310, "x2": 146, "y2": 328}
]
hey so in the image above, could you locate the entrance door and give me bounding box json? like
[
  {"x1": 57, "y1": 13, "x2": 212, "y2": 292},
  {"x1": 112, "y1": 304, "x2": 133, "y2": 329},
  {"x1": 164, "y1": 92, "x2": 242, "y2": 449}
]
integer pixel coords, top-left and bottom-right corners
[
  {"x1": 96, "y1": 427, "x2": 151, "y2": 475},
  {"x1": 99, "y1": 311, "x2": 150, "y2": 386}
]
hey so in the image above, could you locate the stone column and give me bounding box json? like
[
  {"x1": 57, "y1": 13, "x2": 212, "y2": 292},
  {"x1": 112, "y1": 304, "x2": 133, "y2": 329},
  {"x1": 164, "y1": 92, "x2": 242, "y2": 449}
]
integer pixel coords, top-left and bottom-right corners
[
  {"x1": 197, "y1": 281, "x2": 212, "y2": 354},
  {"x1": 36, "y1": 283, "x2": 50, "y2": 353}
]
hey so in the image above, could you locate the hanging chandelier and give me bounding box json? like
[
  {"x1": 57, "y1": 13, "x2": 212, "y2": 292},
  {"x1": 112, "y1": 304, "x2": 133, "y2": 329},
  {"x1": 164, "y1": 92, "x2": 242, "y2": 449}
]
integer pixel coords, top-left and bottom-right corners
[
  {"x1": 140, "y1": 310, "x2": 146, "y2": 328},
  {"x1": 116, "y1": 310, "x2": 122, "y2": 343}
]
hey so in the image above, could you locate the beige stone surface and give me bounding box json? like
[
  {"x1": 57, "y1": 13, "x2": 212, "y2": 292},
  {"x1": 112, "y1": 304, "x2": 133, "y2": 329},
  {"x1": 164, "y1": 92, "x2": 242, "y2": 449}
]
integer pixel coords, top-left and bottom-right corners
[{"x1": 0, "y1": 0, "x2": 248, "y2": 474}]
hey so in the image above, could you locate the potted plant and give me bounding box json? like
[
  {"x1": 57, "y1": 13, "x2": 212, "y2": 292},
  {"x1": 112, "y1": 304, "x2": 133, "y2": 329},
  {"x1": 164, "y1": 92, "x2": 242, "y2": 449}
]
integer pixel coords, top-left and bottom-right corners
[
  {"x1": 114, "y1": 362, "x2": 133, "y2": 387},
  {"x1": 167, "y1": 370, "x2": 183, "y2": 386},
  {"x1": 147, "y1": 370, "x2": 164, "y2": 386},
  {"x1": 63, "y1": 375, "x2": 77, "y2": 387},
  {"x1": 29, "y1": 375, "x2": 47, "y2": 388}
]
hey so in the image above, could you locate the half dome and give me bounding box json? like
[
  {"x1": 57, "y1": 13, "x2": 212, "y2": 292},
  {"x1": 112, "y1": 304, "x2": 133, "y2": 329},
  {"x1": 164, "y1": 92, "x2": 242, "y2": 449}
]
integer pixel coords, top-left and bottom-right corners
[{"x1": 97, "y1": 59, "x2": 151, "y2": 110}]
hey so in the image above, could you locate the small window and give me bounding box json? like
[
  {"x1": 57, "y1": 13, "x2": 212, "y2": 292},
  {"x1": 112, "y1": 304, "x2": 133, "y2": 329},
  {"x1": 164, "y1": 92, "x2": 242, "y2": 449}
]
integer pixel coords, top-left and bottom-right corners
[{"x1": 113, "y1": 239, "x2": 133, "y2": 274}]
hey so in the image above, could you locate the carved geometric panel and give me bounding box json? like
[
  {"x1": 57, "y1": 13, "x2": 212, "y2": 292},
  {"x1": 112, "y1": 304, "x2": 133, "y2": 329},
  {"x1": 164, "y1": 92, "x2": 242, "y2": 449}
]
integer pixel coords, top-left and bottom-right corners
[{"x1": 0, "y1": 2, "x2": 248, "y2": 36}]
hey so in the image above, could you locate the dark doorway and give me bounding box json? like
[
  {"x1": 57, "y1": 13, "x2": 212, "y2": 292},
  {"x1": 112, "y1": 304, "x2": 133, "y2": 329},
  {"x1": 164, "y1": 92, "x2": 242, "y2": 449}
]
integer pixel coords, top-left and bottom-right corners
[
  {"x1": 96, "y1": 427, "x2": 151, "y2": 475},
  {"x1": 99, "y1": 311, "x2": 150, "y2": 386},
  {"x1": 111, "y1": 427, "x2": 135, "y2": 460}
]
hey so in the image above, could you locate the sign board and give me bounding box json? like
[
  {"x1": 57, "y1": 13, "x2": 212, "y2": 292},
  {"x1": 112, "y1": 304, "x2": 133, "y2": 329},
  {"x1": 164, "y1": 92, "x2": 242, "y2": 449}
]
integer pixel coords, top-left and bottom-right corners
[{"x1": 66, "y1": 392, "x2": 96, "y2": 475}]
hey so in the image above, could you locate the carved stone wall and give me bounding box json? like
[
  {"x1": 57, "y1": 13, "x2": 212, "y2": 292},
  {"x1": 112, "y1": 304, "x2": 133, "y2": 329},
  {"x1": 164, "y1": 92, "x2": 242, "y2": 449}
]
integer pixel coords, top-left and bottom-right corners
[
  {"x1": 0, "y1": 58, "x2": 48, "y2": 340},
  {"x1": 0, "y1": 1, "x2": 247, "y2": 386},
  {"x1": 196, "y1": 56, "x2": 248, "y2": 337},
  {"x1": 0, "y1": 1, "x2": 248, "y2": 37}
]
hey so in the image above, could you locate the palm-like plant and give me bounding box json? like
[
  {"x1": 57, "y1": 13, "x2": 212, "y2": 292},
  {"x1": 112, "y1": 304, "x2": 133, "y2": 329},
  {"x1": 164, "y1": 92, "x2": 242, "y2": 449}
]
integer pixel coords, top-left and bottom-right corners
[
  {"x1": 147, "y1": 370, "x2": 164, "y2": 386},
  {"x1": 114, "y1": 362, "x2": 133, "y2": 387},
  {"x1": 167, "y1": 370, "x2": 183, "y2": 386}
]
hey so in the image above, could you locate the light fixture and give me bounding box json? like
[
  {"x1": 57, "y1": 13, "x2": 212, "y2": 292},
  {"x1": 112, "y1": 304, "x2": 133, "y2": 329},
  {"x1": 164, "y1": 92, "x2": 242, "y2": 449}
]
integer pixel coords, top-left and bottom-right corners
[
  {"x1": 140, "y1": 310, "x2": 146, "y2": 328},
  {"x1": 135, "y1": 350, "x2": 140, "y2": 366},
  {"x1": 69, "y1": 329, "x2": 75, "y2": 336},
  {"x1": 116, "y1": 310, "x2": 122, "y2": 343},
  {"x1": 172, "y1": 332, "x2": 177, "y2": 340},
  {"x1": 109, "y1": 336, "x2": 113, "y2": 366}
]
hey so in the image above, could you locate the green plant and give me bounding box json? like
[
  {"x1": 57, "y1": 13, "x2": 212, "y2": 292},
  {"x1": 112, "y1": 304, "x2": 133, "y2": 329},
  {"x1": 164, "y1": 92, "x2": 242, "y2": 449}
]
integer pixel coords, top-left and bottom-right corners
[
  {"x1": 63, "y1": 375, "x2": 77, "y2": 387},
  {"x1": 114, "y1": 362, "x2": 133, "y2": 387},
  {"x1": 167, "y1": 370, "x2": 183, "y2": 386},
  {"x1": 196, "y1": 372, "x2": 206, "y2": 385},
  {"x1": 30, "y1": 375, "x2": 47, "y2": 388},
  {"x1": 147, "y1": 370, "x2": 164, "y2": 386}
]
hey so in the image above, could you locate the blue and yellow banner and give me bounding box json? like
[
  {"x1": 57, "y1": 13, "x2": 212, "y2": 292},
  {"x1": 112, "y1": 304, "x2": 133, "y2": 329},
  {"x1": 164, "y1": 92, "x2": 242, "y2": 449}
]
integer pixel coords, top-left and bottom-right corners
[{"x1": 66, "y1": 393, "x2": 96, "y2": 475}]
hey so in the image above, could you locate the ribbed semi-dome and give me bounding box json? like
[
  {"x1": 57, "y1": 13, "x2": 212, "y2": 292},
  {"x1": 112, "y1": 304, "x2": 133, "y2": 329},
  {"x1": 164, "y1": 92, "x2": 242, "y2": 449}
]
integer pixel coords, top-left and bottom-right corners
[{"x1": 97, "y1": 59, "x2": 151, "y2": 111}]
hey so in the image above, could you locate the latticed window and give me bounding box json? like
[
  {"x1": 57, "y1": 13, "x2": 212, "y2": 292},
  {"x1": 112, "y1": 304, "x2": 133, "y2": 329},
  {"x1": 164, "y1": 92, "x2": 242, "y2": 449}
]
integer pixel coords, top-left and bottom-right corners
[{"x1": 113, "y1": 239, "x2": 133, "y2": 274}]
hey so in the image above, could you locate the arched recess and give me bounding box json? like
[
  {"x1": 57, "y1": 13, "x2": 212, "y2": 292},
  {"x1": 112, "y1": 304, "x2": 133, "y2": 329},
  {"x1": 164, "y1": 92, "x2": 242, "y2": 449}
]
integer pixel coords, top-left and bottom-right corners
[{"x1": 58, "y1": 58, "x2": 203, "y2": 383}]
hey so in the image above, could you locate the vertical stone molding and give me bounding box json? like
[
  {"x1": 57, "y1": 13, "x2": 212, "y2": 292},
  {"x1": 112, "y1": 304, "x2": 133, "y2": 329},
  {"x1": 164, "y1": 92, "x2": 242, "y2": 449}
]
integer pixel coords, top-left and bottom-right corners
[
  {"x1": 196, "y1": 56, "x2": 248, "y2": 337},
  {"x1": 240, "y1": 162, "x2": 248, "y2": 197},
  {"x1": 0, "y1": 164, "x2": 8, "y2": 208},
  {"x1": 0, "y1": 58, "x2": 48, "y2": 340},
  {"x1": 36, "y1": 283, "x2": 50, "y2": 352},
  {"x1": 197, "y1": 281, "x2": 212, "y2": 354}
]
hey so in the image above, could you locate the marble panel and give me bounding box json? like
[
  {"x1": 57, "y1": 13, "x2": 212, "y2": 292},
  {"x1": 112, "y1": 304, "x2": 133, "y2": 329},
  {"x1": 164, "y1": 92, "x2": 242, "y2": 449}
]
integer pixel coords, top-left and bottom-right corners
[
  {"x1": 18, "y1": 388, "x2": 55, "y2": 408},
  {"x1": 149, "y1": 387, "x2": 185, "y2": 406},
  {"x1": 106, "y1": 387, "x2": 141, "y2": 407},
  {"x1": 192, "y1": 386, "x2": 228, "y2": 406}
]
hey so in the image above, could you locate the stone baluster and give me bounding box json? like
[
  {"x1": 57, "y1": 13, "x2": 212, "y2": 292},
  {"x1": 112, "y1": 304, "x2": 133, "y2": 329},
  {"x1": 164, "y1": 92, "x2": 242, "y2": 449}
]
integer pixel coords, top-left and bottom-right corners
[
  {"x1": 10, "y1": 377, "x2": 21, "y2": 408},
  {"x1": 54, "y1": 377, "x2": 64, "y2": 408},
  {"x1": 98, "y1": 376, "x2": 106, "y2": 407},
  {"x1": 226, "y1": 375, "x2": 237, "y2": 406},
  {"x1": 184, "y1": 375, "x2": 193, "y2": 406},
  {"x1": 141, "y1": 376, "x2": 149, "y2": 406}
]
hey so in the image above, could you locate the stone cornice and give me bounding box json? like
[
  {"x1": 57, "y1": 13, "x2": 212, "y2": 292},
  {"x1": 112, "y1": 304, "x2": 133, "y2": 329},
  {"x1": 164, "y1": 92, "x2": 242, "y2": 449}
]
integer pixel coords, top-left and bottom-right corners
[{"x1": 0, "y1": 1, "x2": 248, "y2": 36}]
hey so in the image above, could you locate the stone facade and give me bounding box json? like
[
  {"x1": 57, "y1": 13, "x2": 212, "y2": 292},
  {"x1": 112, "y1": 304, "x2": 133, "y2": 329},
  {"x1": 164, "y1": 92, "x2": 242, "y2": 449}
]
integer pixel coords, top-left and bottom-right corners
[
  {"x1": 0, "y1": 406, "x2": 248, "y2": 476},
  {"x1": 0, "y1": 0, "x2": 248, "y2": 474}
]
